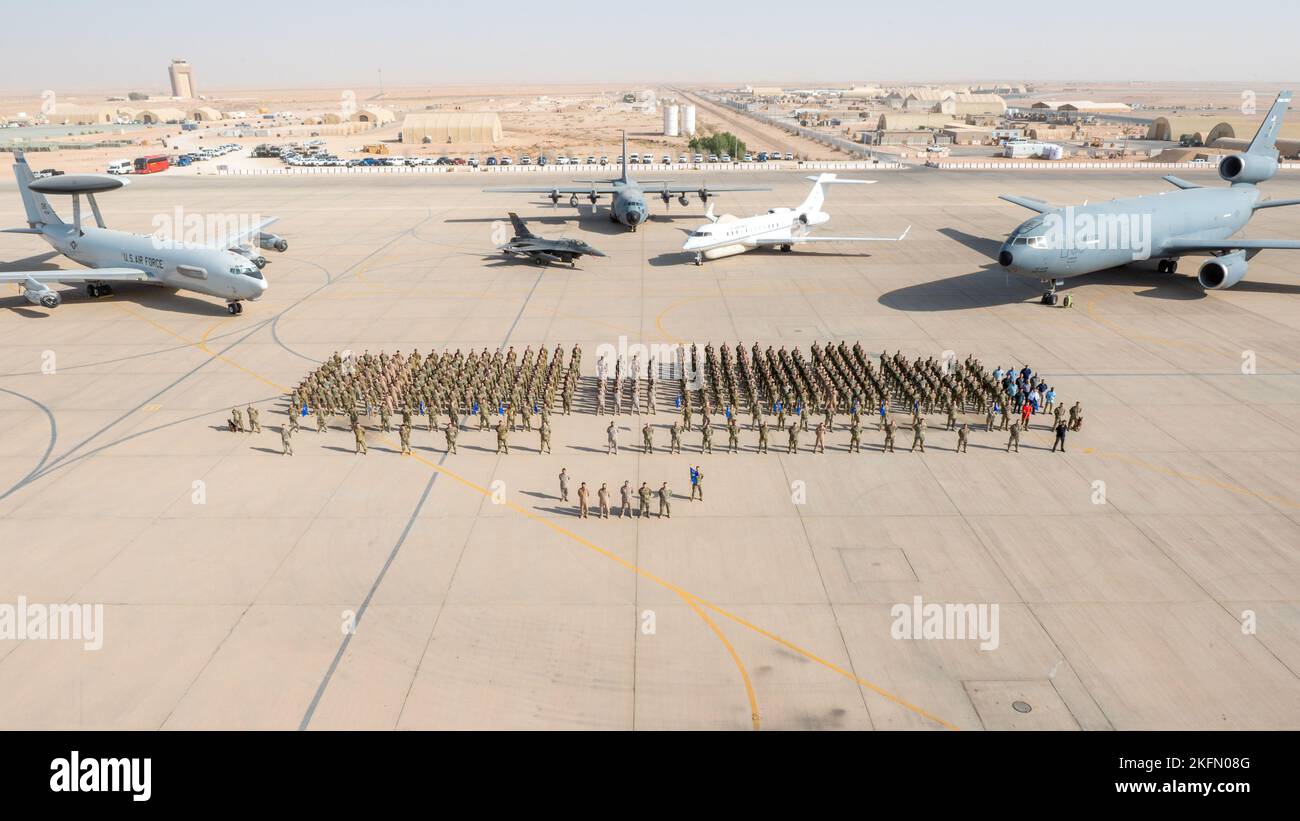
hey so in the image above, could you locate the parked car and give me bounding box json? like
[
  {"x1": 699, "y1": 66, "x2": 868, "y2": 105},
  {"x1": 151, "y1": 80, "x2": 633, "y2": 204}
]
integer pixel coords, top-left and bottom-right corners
[
  {"x1": 106, "y1": 159, "x2": 132, "y2": 175},
  {"x1": 785, "y1": 152, "x2": 794, "y2": 161},
  {"x1": 486, "y1": 156, "x2": 498, "y2": 166}
]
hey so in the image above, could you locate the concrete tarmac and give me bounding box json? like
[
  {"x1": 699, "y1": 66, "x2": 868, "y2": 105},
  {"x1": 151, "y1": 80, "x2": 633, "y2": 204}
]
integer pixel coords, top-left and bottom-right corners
[{"x1": 1, "y1": 167, "x2": 1298, "y2": 730}]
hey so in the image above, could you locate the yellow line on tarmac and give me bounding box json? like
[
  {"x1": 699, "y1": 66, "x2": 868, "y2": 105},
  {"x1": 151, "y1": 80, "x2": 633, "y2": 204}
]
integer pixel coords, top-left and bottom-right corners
[
  {"x1": 393, "y1": 444, "x2": 958, "y2": 731},
  {"x1": 110, "y1": 302, "x2": 289, "y2": 393},
  {"x1": 1081, "y1": 447, "x2": 1300, "y2": 510}
]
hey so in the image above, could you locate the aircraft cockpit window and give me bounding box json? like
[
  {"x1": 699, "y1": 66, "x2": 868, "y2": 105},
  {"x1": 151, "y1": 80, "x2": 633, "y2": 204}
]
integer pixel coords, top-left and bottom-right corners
[
  {"x1": 689, "y1": 230, "x2": 711, "y2": 238},
  {"x1": 240, "y1": 266, "x2": 264, "y2": 279},
  {"x1": 1027, "y1": 236, "x2": 1050, "y2": 249}
]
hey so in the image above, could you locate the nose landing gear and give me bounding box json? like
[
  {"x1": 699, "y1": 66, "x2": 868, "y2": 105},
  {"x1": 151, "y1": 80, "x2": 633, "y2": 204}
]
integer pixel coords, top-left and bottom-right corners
[
  {"x1": 227, "y1": 301, "x2": 244, "y2": 315},
  {"x1": 1040, "y1": 279, "x2": 1064, "y2": 306}
]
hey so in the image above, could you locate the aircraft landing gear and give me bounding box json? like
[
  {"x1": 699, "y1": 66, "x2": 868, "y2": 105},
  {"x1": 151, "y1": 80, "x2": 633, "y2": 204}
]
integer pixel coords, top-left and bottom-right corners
[
  {"x1": 694, "y1": 252, "x2": 703, "y2": 266},
  {"x1": 780, "y1": 244, "x2": 792, "y2": 253},
  {"x1": 1157, "y1": 259, "x2": 1178, "y2": 274},
  {"x1": 87, "y1": 283, "x2": 113, "y2": 299},
  {"x1": 227, "y1": 301, "x2": 244, "y2": 315},
  {"x1": 1040, "y1": 278, "x2": 1064, "y2": 306}
]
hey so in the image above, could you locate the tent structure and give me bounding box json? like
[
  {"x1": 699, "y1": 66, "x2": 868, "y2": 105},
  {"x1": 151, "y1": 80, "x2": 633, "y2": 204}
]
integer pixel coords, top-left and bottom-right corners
[{"x1": 399, "y1": 112, "x2": 502, "y2": 144}]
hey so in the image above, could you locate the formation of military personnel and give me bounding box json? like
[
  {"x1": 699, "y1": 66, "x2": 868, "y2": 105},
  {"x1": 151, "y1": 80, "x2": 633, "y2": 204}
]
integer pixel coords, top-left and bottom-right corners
[
  {"x1": 562, "y1": 470, "x2": 673, "y2": 519},
  {"x1": 226, "y1": 342, "x2": 1081, "y2": 457}
]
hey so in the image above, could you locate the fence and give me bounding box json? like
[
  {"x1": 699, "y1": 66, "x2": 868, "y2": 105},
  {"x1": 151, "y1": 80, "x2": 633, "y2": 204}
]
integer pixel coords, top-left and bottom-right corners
[{"x1": 215, "y1": 160, "x2": 905, "y2": 176}]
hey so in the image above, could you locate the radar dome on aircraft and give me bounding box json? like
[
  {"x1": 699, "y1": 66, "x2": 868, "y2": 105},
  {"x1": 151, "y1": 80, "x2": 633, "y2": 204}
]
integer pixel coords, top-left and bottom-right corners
[{"x1": 26, "y1": 174, "x2": 129, "y2": 195}]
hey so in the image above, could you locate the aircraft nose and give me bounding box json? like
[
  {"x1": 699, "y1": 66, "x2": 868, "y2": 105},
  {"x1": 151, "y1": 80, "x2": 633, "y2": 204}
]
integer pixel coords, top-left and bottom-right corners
[{"x1": 998, "y1": 250, "x2": 1014, "y2": 267}]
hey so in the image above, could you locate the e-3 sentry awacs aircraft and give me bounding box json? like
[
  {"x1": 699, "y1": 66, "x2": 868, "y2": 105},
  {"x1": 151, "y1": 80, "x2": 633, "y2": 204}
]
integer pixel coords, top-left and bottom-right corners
[
  {"x1": 1, "y1": 150, "x2": 288, "y2": 314},
  {"x1": 997, "y1": 90, "x2": 1300, "y2": 303},
  {"x1": 484, "y1": 132, "x2": 769, "y2": 231},
  {"x1": 681, "y1": 173, "x2": 910, "y2": 264}
]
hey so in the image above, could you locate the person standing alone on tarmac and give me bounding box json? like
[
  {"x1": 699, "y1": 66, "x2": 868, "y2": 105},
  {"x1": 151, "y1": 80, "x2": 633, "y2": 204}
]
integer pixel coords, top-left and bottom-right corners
[{"x1": 1052, "y1": 419, "x2": 1068, "y2": 452}]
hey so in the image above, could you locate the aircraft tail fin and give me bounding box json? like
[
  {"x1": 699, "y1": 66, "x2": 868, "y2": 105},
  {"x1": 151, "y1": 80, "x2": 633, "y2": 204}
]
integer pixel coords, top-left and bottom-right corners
[
  {"x1": 12, "y1": 150, "x2": 63, "y2": 227},
  {"x1": 1246, "y1": 91, "x2": 1292, "y2": 156},
  {"x1": 507, "y1": 212, "x2": 534, "y2": 238},
  {"x1": 620, "y1": 131, "x2": 629, "y2": 183},
  {"x1": 797, "y1": 173, "x2": 874, "y2": 213}
]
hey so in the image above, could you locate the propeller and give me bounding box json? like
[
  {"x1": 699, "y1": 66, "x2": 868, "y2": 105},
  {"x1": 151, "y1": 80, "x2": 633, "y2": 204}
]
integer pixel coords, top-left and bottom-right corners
[{"x1": 660, "y1": 187, "x2": 672, "y2": 207}]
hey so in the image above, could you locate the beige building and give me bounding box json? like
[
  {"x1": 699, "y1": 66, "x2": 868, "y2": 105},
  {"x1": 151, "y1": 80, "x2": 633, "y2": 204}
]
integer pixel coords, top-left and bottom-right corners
[
  {"x1": 169, "y1": 59, "x2": 197, "y2": 99},
  {"x1": 48, "y1": 104, "x2": 118, "y2": 125},
  {"x1": 939, "y1": 93, "x2": 1007, "y2": 117},
  {"x1": 400, "y1": 112, "x2": 503, "y2": 144},
  {"x1": 189, "y1": 107, "x2": 222, "y2": 122},
  {"x1": 1148, "y1": 113, "x2": 1300, "y2": 147},
  {"x1": 138, "y1": 107, "x2": 187, "y2": 124},
  {"x1": 351, "y1": 107, "x2": 395, "y2": 125}
]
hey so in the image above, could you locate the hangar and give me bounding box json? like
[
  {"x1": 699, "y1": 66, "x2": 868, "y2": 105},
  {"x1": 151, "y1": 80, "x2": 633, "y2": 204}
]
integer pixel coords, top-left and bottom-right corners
[
  {"x1": 400, "y1": 112, "x2": 502, "y2": 144},
  {"x1": 48, "y1": 104, "x2": 118, "y2": 125},
  {"x1": 1148, "y1": 114, "x2": 1300, "y2": 154},
  {"x1": 351, "y1": 107, "x2": 395, "y2": 125},
  {"x1": 188, "y1": 107, "x2": 222, "y2": 122},
  {"x1": 138, "y1": 107, "x2": 186, "y2": 124}
]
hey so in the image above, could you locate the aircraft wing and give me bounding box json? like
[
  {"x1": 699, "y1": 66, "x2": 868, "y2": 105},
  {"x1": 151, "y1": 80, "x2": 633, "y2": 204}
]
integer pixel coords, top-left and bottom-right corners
[
  {"x1": 1163, "y1": 238, "x2": 1300, "y2": 253},
  {"x1": 484, "y1": 186, "x2": 619, "y2": 195},
  {"x1": 1162, "y1": 175, "x2": 1203, "y2": 190},
  {"x1": 754, "y1": 226, "x2": 911, "y2": 245},
  {"x1": 0, "y1": 267, "x2": 152, "y2": 284},
  {"x1": 1254, "y1": 198, "x2": 1300, "y2": 210},
  {"x1": 212, "y1": 217, "x2": 279, "y2": 249},
  {"x1": 998, "y1": 195, "x2": 1054, "y2": 213},
  {"x1": 646, "y1": 184, "x2": 771, "y2": 194},
  {"x1": 505, "y1": 240, "x2": 560, "y2": 252}
]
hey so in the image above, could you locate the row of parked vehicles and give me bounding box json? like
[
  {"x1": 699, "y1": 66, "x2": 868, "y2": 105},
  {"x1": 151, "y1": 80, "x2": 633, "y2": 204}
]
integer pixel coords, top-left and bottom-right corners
[
  {"x1": 107, "y1": 143, "x2": 244, "y2": 174},
  {"x1": 482, "y1": 149, "x2": 796, "y2": 166},
  {"x1": 254, "y1": 141, "x2": 797, "y2": 170}
]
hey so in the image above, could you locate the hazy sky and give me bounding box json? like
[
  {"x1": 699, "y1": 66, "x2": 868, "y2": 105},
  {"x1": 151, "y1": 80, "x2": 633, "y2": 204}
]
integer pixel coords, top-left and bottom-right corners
[{"x1": 2, "y1": 0, "x2": 1297, "y2": 93}]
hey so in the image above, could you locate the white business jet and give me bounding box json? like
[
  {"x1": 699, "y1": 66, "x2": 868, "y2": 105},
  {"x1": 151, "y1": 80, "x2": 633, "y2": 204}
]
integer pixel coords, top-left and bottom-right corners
[{"x1": 681, "y1": 173, "x2": 909, "y2": 264}]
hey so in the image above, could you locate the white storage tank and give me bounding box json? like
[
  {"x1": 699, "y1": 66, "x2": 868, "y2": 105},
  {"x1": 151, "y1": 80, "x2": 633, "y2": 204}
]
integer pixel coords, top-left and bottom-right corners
[
  {"x1": 682, "y1": 104, "x2": 697, "y2": 136},
  {"x1": 663, "y1": 104, "x2": 680, "y2": 137}
]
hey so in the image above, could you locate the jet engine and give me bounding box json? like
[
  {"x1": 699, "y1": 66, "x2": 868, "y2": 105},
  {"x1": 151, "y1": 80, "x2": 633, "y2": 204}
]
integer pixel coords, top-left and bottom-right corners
[
  {"x1": 256, "y1": 232, "x2": 289, "y2": 252},
  {"x1": 23, "y1": 277, "x2": 60, "y2": 309},
  {"x1": 677, "y1": 195, "x2": 689, "y2": 207},
  {"x1": 232, "y1": 246, "x2": 268, "y2": 269},
  {"x1": 1219, "y1": 152, "x2": 1278, "y2": 184},
  {"x1": 1197, "y1": 251, "x2": 1249, "y2": 290}
]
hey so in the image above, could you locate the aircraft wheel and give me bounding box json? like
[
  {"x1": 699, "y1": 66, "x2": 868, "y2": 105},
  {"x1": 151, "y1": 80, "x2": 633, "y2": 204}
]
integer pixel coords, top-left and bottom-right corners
[
  {"x1": 1041, "y1": 292, "x2": 1058, "y2": 306},
  {"x1": 228, "y1": 302, "x2": 242, "y2": 315},
  {"x1": 1167, "y1": 260, "x2": 1178, "y2": 274},
  {"x1": 87, "y1": 284, "x2": 99, "y2": 298},
  {"x1": 101, "y1": 285, "x2": 114, "y2": 296}
]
